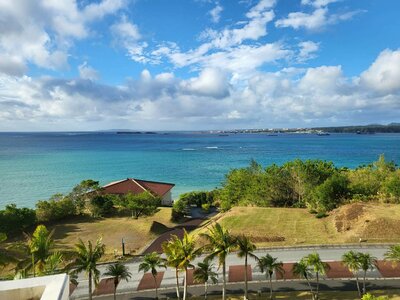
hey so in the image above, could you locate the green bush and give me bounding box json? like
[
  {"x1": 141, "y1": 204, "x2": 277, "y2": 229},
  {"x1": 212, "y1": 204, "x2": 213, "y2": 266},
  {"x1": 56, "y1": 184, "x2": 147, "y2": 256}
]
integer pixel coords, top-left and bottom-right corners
[
  {"x1": 36, "y1": 194, "x2": 76, "y2": 223},
  {"x1": 89, "y1": 195, "x2": 115, "y2": 217},
  {"x1": 178, "y1": 191, "x2": 215, "y2": 207},
  {"x1": 171, "y1": 199, "x2": 189, "y2": 222},
  {"x1": 201, "y1": 203, "x2": 210, "y2": 213},
  {"x1": 315, "y1": 211, "x2": 328, "y2": 219},
  {"x1": 0, "y1": 204, "x2": 36, "y2": 235}
]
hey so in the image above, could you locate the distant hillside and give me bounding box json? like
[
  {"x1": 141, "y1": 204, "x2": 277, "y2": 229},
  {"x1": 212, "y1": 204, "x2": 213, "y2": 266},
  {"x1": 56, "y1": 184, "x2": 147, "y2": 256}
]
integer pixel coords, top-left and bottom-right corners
[{"x1": 315, "y1": 123, "x2": 400, "y2": 133}]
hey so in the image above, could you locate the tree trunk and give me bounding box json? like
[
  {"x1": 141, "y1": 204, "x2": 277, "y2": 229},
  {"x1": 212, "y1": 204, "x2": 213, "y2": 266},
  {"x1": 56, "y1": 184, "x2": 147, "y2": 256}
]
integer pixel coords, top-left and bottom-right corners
[
  {"x1": 316, "y1": 272, "x2": 319, "y2": 300},
  {"x1": 183, "y1": 267, "x2": 188, "y2": 300},
  {"x1": 222, "y1": 260, "x2": 226, "y2": 300},
  {"x1": 114, "y1": 278, "x2": 118, "y2": 300},
  {"x1": 204, "y1": 281, "x2": 208, "y2": 300},
  {"x1": 363, "y1": 271, "x2": 367, "y2": 295},
  {"x1": 269, "y1": 274, "x2": 273, "y2": 299},
  {"x1": 31, "y1": 253, "x2": 35, "y2": 277},
  {"x1": 355, "y1": 275, "x2": 361, "y2": 298},
  {"x1": 153, "y1": 275, "x2": 158, "y2": 299},
  {"x1": 175, "y1": 268, "x2": 181, "y2": 300},
  {"x1": 244, "y1": 254, "x2": 248, "y2": 300},
  {"x1": 305, "y1": 276, "x2": 314, "y2": 300},
  {"x1": 88, "y1": 271, "x2": 92, "y2": 300}
]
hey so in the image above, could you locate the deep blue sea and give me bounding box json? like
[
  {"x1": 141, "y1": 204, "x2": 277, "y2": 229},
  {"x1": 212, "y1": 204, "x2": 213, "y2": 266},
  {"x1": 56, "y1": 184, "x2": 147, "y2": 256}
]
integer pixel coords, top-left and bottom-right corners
[{"x1": 1, "y1": 132, "x2": 400, "y2": 208}]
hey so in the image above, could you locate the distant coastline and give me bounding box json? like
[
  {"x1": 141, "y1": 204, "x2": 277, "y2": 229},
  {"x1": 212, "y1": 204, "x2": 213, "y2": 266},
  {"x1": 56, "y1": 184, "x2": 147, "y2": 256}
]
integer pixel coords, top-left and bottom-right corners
[{"x1": 207, "y1": 123, "x2": 400, "y2": 135}]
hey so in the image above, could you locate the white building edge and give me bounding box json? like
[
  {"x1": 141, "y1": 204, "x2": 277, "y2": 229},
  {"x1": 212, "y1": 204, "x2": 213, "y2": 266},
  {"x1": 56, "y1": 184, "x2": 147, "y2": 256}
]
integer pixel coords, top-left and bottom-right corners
[{"x1": 0, "y1": 273, "x2": 69, "y2": 300}]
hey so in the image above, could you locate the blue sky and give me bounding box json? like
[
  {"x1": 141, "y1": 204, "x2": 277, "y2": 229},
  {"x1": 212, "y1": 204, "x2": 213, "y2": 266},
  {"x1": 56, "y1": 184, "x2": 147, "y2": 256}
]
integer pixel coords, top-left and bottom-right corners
[{"x1": 0, "y1": 0, "x2": 400, "y2": 131}]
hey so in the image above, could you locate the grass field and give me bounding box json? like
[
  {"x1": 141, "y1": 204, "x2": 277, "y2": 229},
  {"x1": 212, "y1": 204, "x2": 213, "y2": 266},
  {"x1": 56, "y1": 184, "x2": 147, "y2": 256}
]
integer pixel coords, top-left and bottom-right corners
[
  {"x1": 194, "y1": 203, "x2": 400, "y2": 247},
  {"x1": 49, "y1": 207, "x2": 175, "y2": 259},
  {"x1": 191, "y1": 290, "x2": 400, "y2": 299}
]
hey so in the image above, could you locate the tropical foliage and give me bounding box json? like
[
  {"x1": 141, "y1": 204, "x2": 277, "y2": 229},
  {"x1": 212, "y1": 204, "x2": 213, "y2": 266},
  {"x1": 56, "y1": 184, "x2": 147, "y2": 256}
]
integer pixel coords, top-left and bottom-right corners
[
  {"x1": 201, "y1": 223, "x2": 237, "y2": 300},
  {"x1": 258, "y1": 254, "x2": 284, "y2": 299},
  {"x1": 193, "y1": 260, "x2": 218, "y2": 300},
  {"x1": 104, "y1": 263, "x2": 132, "y2": 300},
  {"x1": 217, "y1": 155, "x2": 399, "y2": 212},
  {"x1": 236, "y1": 235, "x2": 257, "y2": 300},
  {"x1": 139, "y1": 252, "x2": 166, "y2": 299},
  {"x1": 71, "y1": 237, "x2": 105, "y2": 300}
]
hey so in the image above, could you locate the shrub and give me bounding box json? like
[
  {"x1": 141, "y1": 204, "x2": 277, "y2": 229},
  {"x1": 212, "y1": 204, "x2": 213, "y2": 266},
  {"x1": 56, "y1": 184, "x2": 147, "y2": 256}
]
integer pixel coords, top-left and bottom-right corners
[
  {"x1": 0, "y1": 204, "x2": 36, "y2": 235},
  {"x1": 89, "y1": 195, "x2": 115, "y2": 217},
  {"x1": 315, "y1": 211, "x2": 328, "y2": 219},
  {"x1": 36, "y1": 194, "x2": 76, "y2": 223},
  {"x1": 178, "y1": 191, "x2": 215, "y2": 208},
  {"x1": 201, "y1": 203, "x2": 210, "y2": 213},
  {"x1": 171, "y1": 199, "x2": 188, "y2": 222}
]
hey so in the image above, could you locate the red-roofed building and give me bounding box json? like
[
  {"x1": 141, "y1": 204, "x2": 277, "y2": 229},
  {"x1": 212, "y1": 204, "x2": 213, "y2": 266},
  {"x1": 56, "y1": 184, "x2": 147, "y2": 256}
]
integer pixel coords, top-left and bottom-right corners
[{"x1": 102, "y1": 178, "x2": 175, "y2": 206}]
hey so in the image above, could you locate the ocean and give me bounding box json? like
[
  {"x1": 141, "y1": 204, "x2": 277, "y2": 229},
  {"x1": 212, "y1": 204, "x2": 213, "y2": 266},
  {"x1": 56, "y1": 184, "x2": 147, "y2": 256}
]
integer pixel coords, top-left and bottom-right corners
[{"x1": 1, "y1": 132, "x2": 400, "y2": 208}]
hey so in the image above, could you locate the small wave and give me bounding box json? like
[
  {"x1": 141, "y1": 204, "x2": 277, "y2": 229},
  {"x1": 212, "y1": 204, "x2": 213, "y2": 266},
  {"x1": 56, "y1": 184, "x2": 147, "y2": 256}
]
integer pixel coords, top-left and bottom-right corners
[
  {"x1": 206, "y1": 146, "x2": 218, "y2": 149},
  {"x1": 182, "y1": 148, "x2": 195, "y2": 151}
]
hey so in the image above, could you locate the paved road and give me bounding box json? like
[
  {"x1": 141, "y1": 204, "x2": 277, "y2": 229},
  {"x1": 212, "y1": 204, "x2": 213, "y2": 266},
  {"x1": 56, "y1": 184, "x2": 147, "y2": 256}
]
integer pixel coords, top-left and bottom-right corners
[
  {"x1": 83, "y1": 279, "x2": 400, "y2": 300},
  {"x1": 71, "y1": 245, "x2": 393, "y2": 299}
]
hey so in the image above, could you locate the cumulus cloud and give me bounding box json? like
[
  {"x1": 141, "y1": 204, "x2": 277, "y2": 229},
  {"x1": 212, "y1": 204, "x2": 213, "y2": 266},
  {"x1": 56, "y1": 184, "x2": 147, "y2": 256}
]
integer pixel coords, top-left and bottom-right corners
[
  {"x1": 181, "y1": 68, "x2": 230, "y2": 98},
  {"x1": 0, "y1": 0, "x2": 126, "y2": 76},
  {"x1": 360, "y1": 49, "x2": 400, "y2": 94},
  {"x1": 1, "y1": 49, "x2": 400, "y2": 130}
]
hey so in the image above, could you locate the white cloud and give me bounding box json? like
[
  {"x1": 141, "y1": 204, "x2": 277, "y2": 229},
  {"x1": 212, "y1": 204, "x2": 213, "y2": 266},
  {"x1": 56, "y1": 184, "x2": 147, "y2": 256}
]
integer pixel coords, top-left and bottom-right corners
[
  {"x1": 360, "y1": 49, "x2": 400, "y2": 93},
  {"x1": 301, "y1": 0, "x2": 339, "y2": 8},
  {"x1": 78, "y1": 62, "x2": 100, "y2": 81},
  {"x1": 2, "y1": 49, "x2": 399, "y2": 130},
  {"x1": 275, "y1": 8, "x2": 328, "y2": 30},
  {"x1": 209, "y1": 3, "x2": 223, "y2": 23},
  {"x1": 297, "y1": 41, "x2": 320, "y2": 62},
  {"x1": 0, "y1": 0, "x2": 126, "y2": 76},
  {"x1": 181, "y1": 68, "x2": 230, "y2": 98},
  {"x1": 275, "y1": 2, "x2": 362, "y2": 31}
]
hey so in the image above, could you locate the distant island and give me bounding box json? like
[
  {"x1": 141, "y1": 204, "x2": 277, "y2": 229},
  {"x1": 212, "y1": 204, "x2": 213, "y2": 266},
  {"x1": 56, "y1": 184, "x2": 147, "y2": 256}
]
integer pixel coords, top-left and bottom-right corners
[{"x1": 209, "y1": 123, "x2": 400, "y2": 135}]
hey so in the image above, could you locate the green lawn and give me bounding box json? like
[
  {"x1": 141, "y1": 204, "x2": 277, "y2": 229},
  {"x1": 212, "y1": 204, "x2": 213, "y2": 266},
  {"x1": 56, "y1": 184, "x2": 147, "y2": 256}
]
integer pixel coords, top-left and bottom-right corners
[{"x1": 194, "y1": 203, "x2": 400, "y2": 247}]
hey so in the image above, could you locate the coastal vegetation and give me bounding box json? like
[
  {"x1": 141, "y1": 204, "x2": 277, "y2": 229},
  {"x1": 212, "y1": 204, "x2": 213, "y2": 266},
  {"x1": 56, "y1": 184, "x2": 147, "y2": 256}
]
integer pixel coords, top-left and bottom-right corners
[{"x1": 215, "y1": 155, "x2": 400, "y2": 213}]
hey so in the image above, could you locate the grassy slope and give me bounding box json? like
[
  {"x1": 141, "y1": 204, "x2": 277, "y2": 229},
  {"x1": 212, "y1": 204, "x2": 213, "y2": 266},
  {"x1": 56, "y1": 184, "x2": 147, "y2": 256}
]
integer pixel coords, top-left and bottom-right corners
[{"x1": 196, "y1": 203, "x2": 400, "y2": 247}]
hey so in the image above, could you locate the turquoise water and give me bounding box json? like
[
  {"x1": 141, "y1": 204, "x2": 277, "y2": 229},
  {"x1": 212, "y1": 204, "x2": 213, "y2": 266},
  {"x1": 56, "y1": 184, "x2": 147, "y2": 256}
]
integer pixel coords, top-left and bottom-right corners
[{"x1": 1, "y1": 132, "x2": 400, "y2": 208}]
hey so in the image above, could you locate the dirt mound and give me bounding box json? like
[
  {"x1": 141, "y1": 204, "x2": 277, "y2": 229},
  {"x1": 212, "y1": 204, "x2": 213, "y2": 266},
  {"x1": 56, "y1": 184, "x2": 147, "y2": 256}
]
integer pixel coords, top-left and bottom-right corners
[
  {"x1": 359, "y1": 218, "x2": 400, "y2": 240},
  {"x1": 332, "y1": 203, "x2": 366, "y2": 232}
]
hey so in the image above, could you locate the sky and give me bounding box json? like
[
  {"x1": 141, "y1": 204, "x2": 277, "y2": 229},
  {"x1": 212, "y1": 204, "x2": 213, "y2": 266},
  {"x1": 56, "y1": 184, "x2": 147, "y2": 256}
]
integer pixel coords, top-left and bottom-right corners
[{"x1": 0, "y1": 0, "x2": 400, "y2": 131}]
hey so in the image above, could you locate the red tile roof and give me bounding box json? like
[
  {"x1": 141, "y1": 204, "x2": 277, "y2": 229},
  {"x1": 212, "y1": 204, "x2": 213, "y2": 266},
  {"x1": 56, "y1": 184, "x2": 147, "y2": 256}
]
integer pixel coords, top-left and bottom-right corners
[{"x1": 102, "y1": 178, "x2": 174, "y2": 197}]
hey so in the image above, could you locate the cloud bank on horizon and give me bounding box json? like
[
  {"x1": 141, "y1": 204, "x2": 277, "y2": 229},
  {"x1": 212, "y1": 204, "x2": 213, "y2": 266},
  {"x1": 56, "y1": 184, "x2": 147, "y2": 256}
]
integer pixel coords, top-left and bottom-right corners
[{"x1": 0, "y1": 0, "x2": 399, "y2": 131}]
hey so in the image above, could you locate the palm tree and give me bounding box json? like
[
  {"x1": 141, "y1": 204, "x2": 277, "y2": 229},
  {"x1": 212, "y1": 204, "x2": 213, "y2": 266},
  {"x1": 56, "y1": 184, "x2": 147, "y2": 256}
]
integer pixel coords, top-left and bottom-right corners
[
  {"x1": 303, "y1": 253, "x2": 329, "y2": 300},
  {"x1": 358, "y1": 253, "x2": 377, "y2": 295},
  {"x1": 163, "y1": 230, "x2": 201, "y2": 300},
  {"x1": 104, "y1": 263, "x2": 132, "y2": 300},
  {"x1": 236, "y1": 235, "x2": 257, "y2": 300},
  {"x1": 71, "y1": 237, "x2": 105, "y2": 300},
  {"x1": 342, "y1": 251, "x2": 362, "y2": 297},
  {"x1": 384, "y1": 244, "x2": 400, "y2": 265},
  {"x1": 292, "y1": 260, "x2": 314, "y2": 299},
  {"x1": 162, "y1": 238, "x2": 183, "y2": 300},
  {"x1": 44, "y1": 251, "x2": 64, "y2": 275},
  {"x1": 26, "y1": 225, "x2": 55, "y2": 276},
  {"x1": 258, "y1": 254, "x2": 284, "y2": 299},
  {"x1": 200, "y1": 223, "x2": 237, "y2": 300},
  {"x1": 139, "y1": 252, "x2": 166, "y2": 299},
  {"x1": 193, "y1": 260, "x2": 218, "y2": 300}
]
